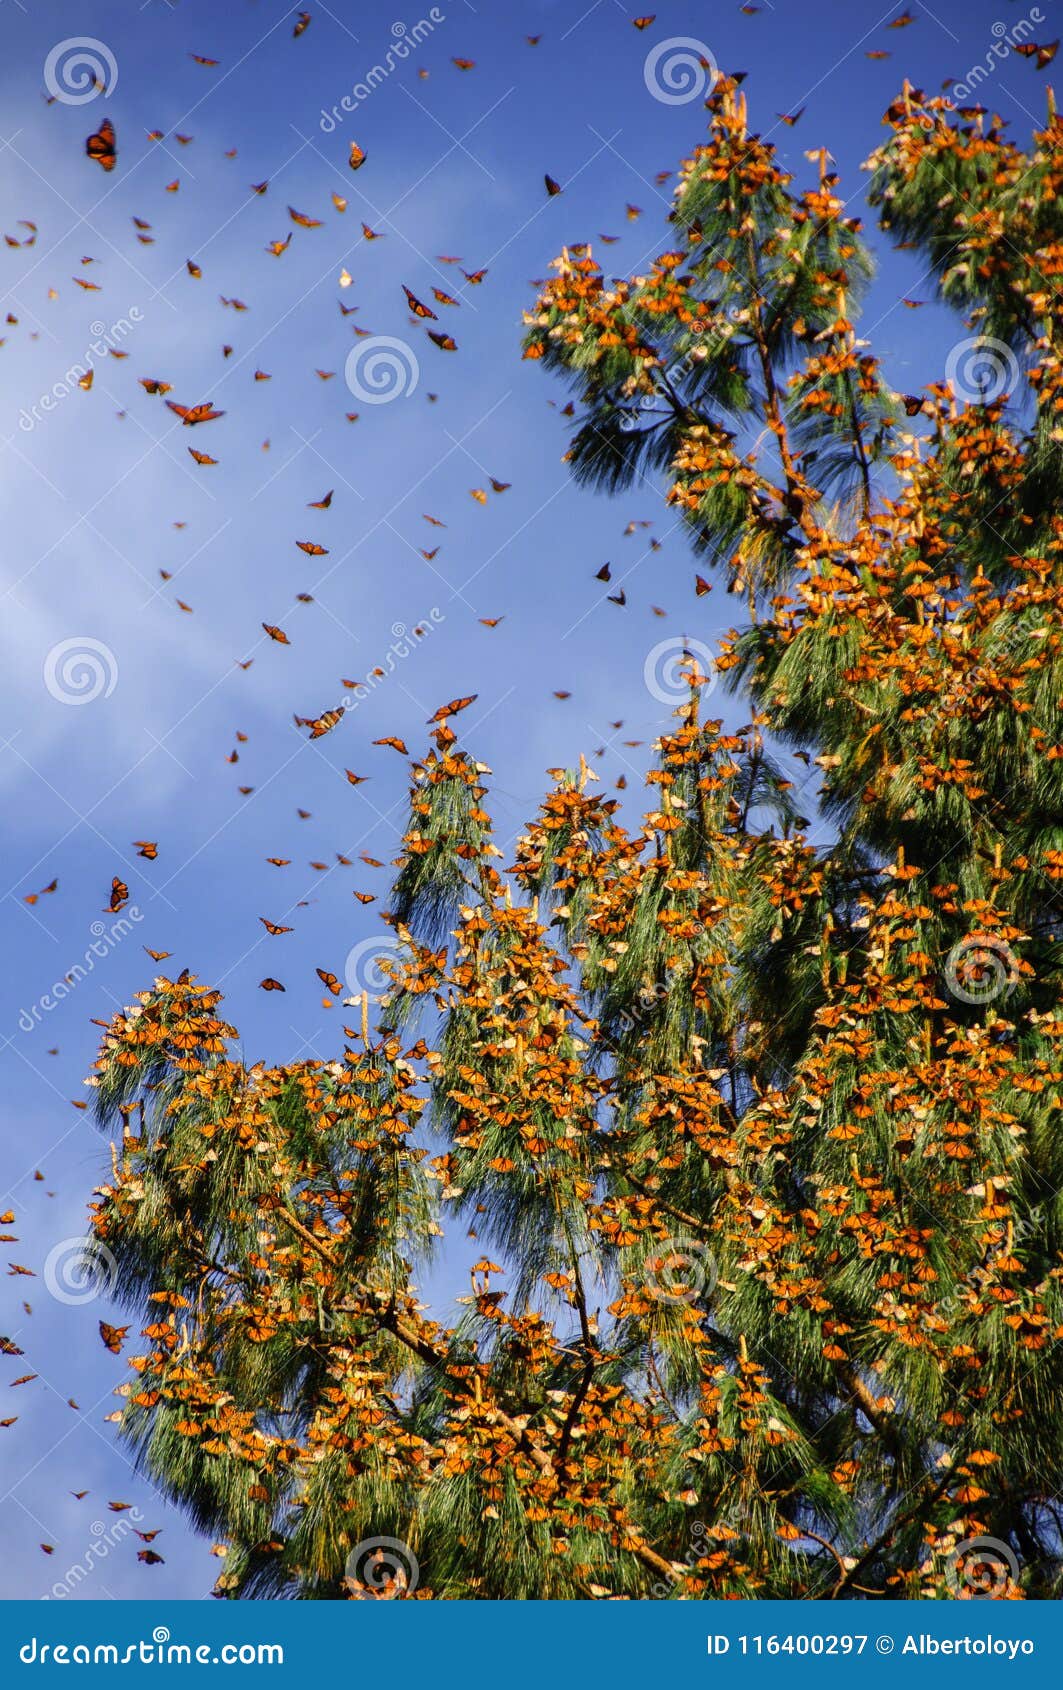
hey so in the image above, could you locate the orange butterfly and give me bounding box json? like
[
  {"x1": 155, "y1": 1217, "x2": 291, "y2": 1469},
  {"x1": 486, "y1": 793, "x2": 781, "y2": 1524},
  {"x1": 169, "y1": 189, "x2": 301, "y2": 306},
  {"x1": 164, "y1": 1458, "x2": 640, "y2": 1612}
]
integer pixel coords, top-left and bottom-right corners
[
  {"x1": 349, "y1": 142, "x2": 366, "y2": 169},
  {"x1": 428, "y1": 330, "x2": 457, "y2": 351},
  {"x1": 288, "y1": 205, "x2": 322, "y2": 228},
  {"x1": 99, "y1": 1321, "x2": 128, "y2": 1355},
  {"x1": 428, "y1": 694, "x2": 477, "y2": 723},
  {"x1": 259, "y1": 978, "x2": 286, "y2": 991},
  {"x1": 188, "y1": 449, "x2": 217, "y2": 465},
  {"x1": 133, "y1": 841, "x2": 158, "y2": 860},
  {"x1": 109, "y1": 877, "x2": 129, "y2": 912},
  {"x1": 166, "y1": 400, "x2": 225, "y2": 425},
  {"x1": 262, "y1": 623, "x2": 290, "y2": 643},
  {"x1": 403, "y1": 285, "x2": 437, "y2": 320},
  {"x1": 85, "y1": 118, "x2": 116, "y2": 171},
  {"x1": 317, "y1": 968, "x2": 343, "y2": 995},
  {"x1": 296, "y1": 540, "x2": 328, "y2": 555},
  {"x1": 260, "y1": 918, "x2": 293, "y2": 935}
]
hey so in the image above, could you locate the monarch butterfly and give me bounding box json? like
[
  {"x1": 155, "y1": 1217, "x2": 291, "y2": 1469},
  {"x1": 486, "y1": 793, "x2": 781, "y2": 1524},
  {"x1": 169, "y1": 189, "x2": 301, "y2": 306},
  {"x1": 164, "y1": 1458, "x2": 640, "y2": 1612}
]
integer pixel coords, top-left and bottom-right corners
[
  {"x1": 433, "y1": 288, "x2": 459, "y2": 306},
  {"x1": 462, "y1": 268, "x2": 488, "y2": 284},
  {"x1": 403, "y1": 285, "x2": 437, "y2": 319},
  {"x1": 260, "y1": 918, "x2": 293, "y2": 935},
  {"x1": 308, "y1": 489, "x2": 333, "y2": 508},
  {"x1": 632, "y1": 15, "x2": 656, "y2": 27},
  {"x1": 189, "y1": 53, "x2": 219, "y2": 65},
  {"x1": 188, "y1": 448, "x2": 217, "y2": 464},
  {"x1": 99, "y1": 1321, "x2": 128, "y2": 1354},
  {"x1": 144, "y1": 948, "x2": 172, "y2": 961},
  {"x1": 428, "y1": 330, "x2": 457, "y2": 351},
  {"x1": 166, "y1": 400, "x2": 224, "y2": 425},
  {"x1": 133, "y1": 840, "x2": 158, "y2": 860},
  {"x1": 317, "y1": 968, "x2": 343, "y2": 995},
  {"x1": 109, "y1": 877, "x2": 129, "y2": 912},
  {"x1": 349, "y1": 142, "x2": 366, "y2": 169},
  {"x1": 259, "y1": 978, "x2": 286, "y2": 991},
  {"x1": 85, "y1": 118, "x2": 116, "y2": 171},
  {"x1": 374, "y1": 736, "x2": 408, "y2": 754},
  {"x1": 262, "y1": 623, "x2": 290, "y2": 643},
  {"x1": 428, "y1": 695, "x2": 477, "y2": 723},
  {"x1": 288, "y1": 205, "x2": 322, "y2": 227},
  {"x1": 452, "y1": 57, "x2": 475, "y2": 69},
  {"x1": 296, "y1": 540, "x2": 328, "y2": 555},
  {"x1": 344, "y1": 770, "x2": 367, "y2": 785},
  {"x1": 294, "y1": 11, "x2": 311, "y2": 36},
  {"x1": 265, "y1": 858, "x2": 290, "y2": 866},
  {"x1": 544, "y1": 174, "x2": 562, "y2": 197},
  {"x1": 902, "y1": 394, "x2": 926, "y2": 416}
]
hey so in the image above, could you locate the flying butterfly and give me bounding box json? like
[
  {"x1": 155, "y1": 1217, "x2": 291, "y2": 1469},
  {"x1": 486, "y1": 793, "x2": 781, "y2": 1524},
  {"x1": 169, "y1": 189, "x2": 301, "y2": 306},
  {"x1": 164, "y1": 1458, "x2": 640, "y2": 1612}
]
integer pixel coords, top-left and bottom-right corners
[
  {"x1": 403, "y1": 285, "x2": 438, "y2": 320},
  {"x1": 85, "y1": 118, "x2": 117, "y2": 171}
]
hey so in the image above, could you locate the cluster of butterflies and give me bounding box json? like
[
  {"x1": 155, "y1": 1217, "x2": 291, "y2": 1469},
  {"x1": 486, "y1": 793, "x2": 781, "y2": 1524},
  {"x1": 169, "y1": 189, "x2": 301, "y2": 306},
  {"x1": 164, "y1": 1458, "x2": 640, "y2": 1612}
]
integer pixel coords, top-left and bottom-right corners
[{"x1": 14, "y1": 0, "x2": 1058, "y2": 1584}]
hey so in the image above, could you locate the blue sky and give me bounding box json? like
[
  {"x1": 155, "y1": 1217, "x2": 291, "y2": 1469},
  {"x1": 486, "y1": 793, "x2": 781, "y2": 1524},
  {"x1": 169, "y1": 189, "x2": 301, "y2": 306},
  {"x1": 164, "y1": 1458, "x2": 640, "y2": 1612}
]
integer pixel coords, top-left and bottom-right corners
[{"x1": 0, "y1": 0, "x2": 1050, "y2": 1600}]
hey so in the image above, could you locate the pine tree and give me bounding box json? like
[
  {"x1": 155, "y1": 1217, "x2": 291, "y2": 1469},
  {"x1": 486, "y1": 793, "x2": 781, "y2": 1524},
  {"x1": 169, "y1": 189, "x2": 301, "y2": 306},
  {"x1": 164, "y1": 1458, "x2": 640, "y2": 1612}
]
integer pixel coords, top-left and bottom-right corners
[{"x1": 85, "y1": 78, "x2": 1063, "y2": 1600}]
